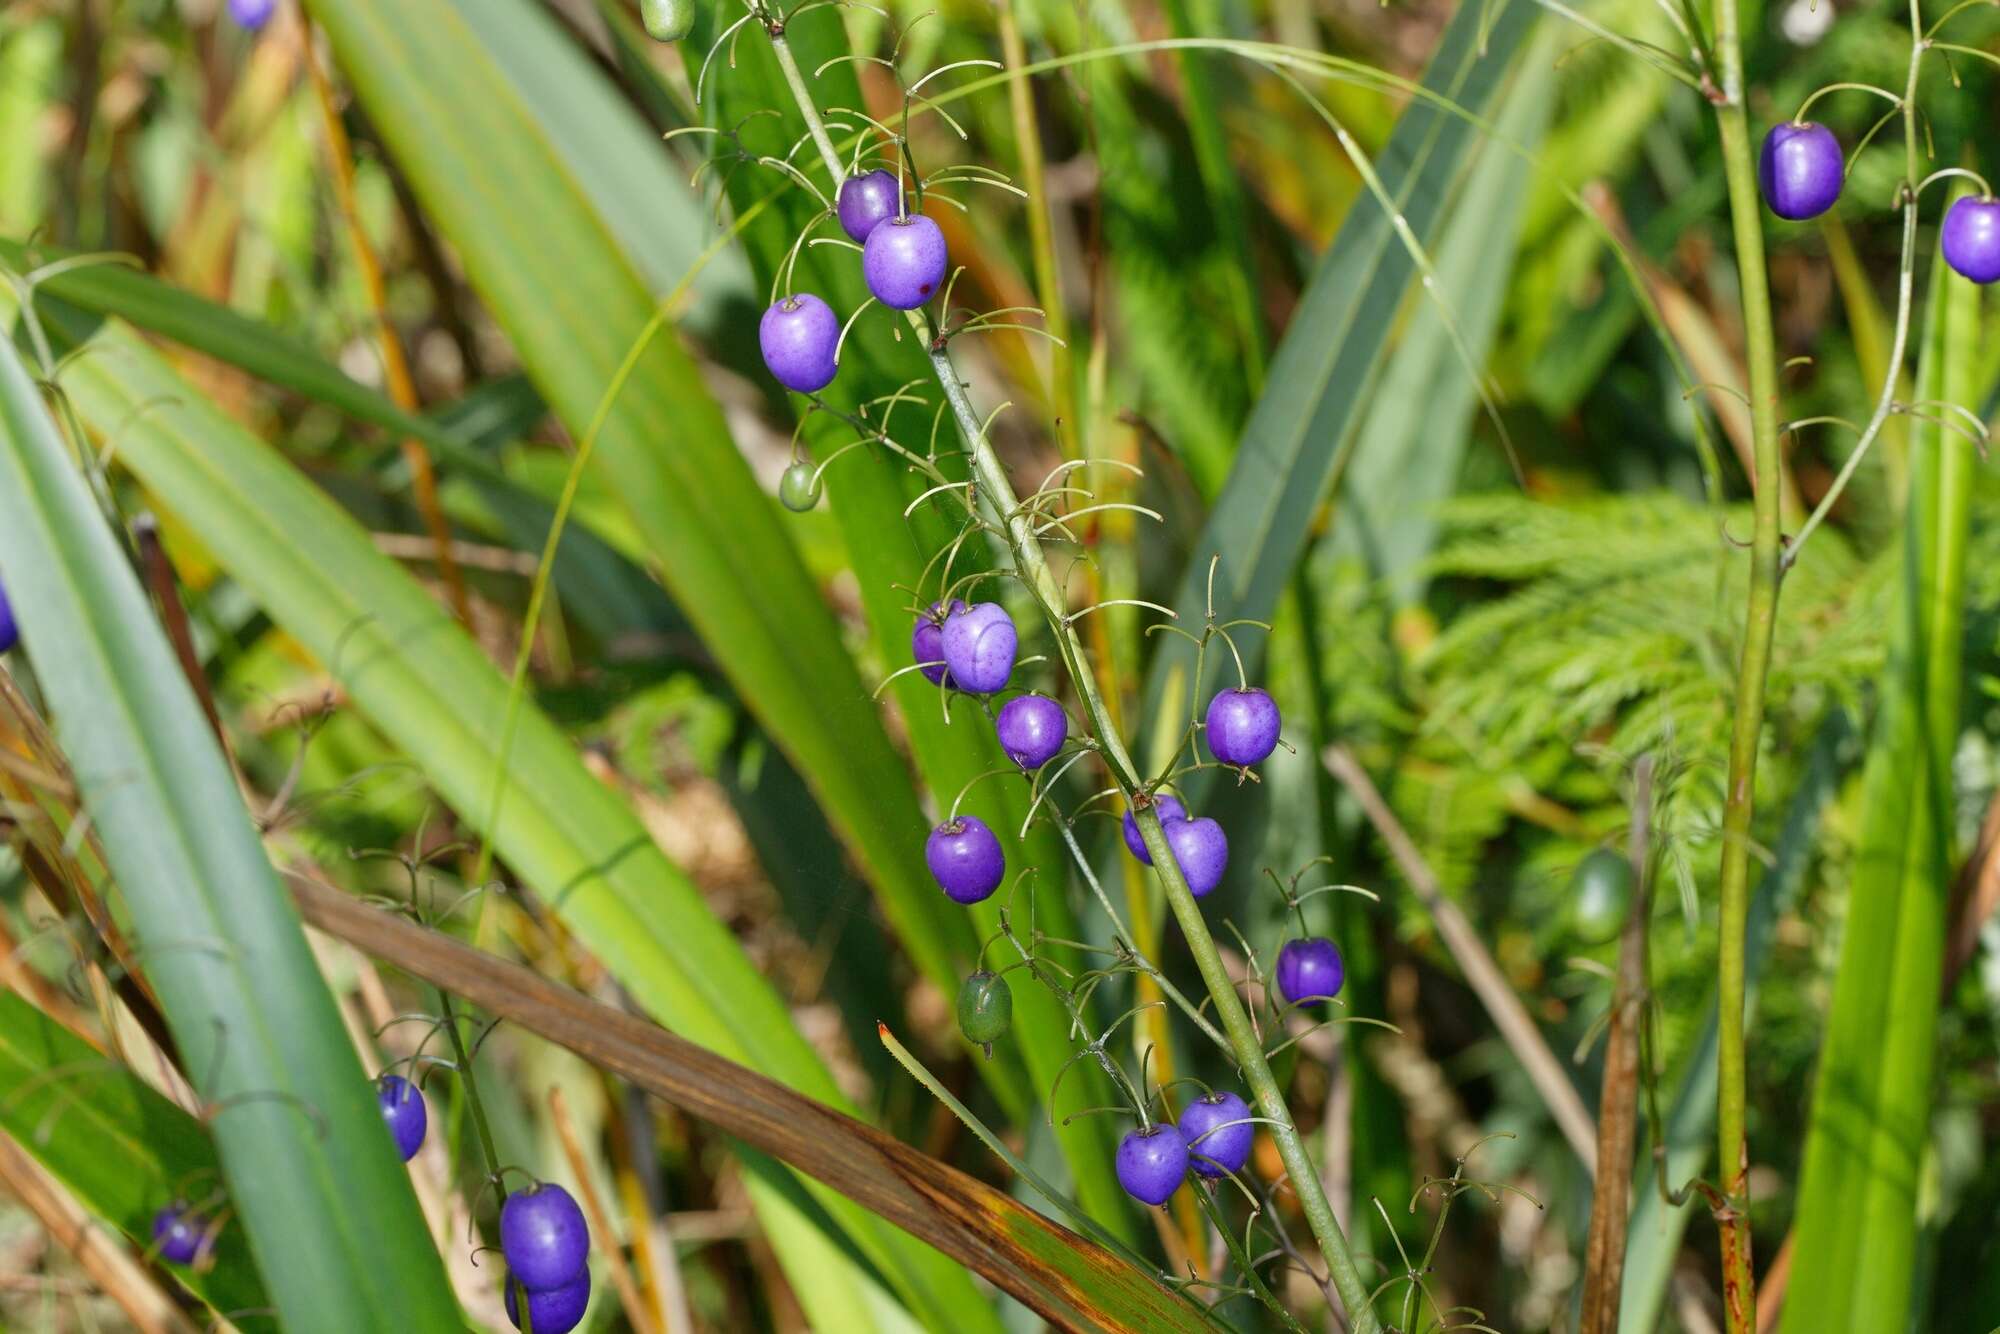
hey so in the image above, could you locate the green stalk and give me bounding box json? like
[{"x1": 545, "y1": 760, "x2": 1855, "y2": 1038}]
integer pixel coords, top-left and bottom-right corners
[
  {"x1": 764, "y1": 26, "x2": 1378, "y2": 1329},
  {"x1": 1707, "y1": 0, "x2": 1784, "y2": 1321}
]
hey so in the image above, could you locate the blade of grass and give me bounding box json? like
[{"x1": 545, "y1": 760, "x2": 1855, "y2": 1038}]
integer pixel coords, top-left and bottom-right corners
[{"x1": 0, "y1": 332, "x2": 460, "y2": 1331}]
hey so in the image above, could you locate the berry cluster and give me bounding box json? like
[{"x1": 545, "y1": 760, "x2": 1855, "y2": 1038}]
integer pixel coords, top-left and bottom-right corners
[
  {"x1": 758, "y1": 168, "x2": 949, "y2": 403},
  {"x1": 500, "y1": 1182, "x2": 593, "y2": 1334},
  {"x1": 1758, "y1": 120, "x2": 2000, "y2": 283}
]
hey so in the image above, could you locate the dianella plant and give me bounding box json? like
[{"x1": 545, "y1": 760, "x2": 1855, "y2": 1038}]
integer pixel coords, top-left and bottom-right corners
[{"x1": 0, "y1": 0, "x2": 1996, "y2": 1331}]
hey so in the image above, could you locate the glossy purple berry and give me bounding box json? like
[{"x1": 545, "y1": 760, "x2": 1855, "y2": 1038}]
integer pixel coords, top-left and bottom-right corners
[
  {"x1": 1178, "y1": 1091, "x2": 1254, "y2": 1178},
  {"x1": 506, "y1": 1267, "x2": 592, "y2": 1334},
  {"x1": 1942, "y1": 196, "x2": 2000, "y2": 284},
  {"x1": 0, "y1": 578, "x2": 15, "y2": 654},
  {"x1": 996, "y1": 694, "x2": 1066, "y2": 769},
  {"x1": 759, "y1": 294, "x2": 839, "y2": 394},
  {"x1": 151, "y1": 1202, "x2": 210, "y2": 1266},
  {"x1": 1121, "y1": 794, "x2": 1187, "y2": 864},
  {"x1": 1164, "y1": 816, "x2": 1228, "y2": 898},
  {"x1": 500, "y1": 1183, "x2": 590, "y2": 1291},
  {"x1": 862, "y1": 214, "x2": 948, "y2": 309},
  {"x1": 1205, "y1": 686, "x2": 1281, "y2": 766},
  {"x1": 1116, "y1": 1124, "x2": 1189, "y2": 1206},
  {"x1": 912, "y1": 599, "x2": 966, "y2": 686},
  {"x1": 227, "y1": 0, "x2": 277, "y2": 30},
  {"x1": 940, "y1": 601, "x2": 1017, "y2": 694},
  {"x1": 1277, "y1": 936, "x2": 1346, "y2": 1008},
  {"x1": 926, "y1": 815, "x2": 1005, "y2": 904},
  {"x1": 1757, "y1": 122, "x2": 1843, "y2": 221},
  {"x1": 377, "y1": 1073, "x2": 427, "y2": 1162},
  {"x1": 837, "y1": 169, "x2": 902, "y2": 242}
]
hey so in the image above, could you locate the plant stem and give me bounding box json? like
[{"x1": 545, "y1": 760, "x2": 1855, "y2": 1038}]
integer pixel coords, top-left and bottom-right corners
[
  {"x1": 763, "y1": 27, "x2": 1378, "y2": 1329},
  {"x1": 438, "y1": 989, "x2": 502, "y2": 1184},
  {"x1": 1709, "y1": 0, "x2": 1782, "y2": 1319}
]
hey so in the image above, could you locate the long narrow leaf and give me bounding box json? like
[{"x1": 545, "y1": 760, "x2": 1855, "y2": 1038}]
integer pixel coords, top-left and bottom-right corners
[{"x1": 0, "y1": 332, "x2": 460, "y2": 1330}]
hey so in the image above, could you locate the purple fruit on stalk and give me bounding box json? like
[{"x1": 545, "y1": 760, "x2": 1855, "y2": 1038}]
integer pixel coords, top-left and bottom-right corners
[
  {"x1": 1942, "y1": 196, "x2": 2000, "y2": 284},
  {"x1": 1178, "y1": 1090, "x2": 1255, "y2": 1178},
  {"x1": 1116, "y1": 1124, "x2": 1189, "y2": 1206},
  {"x1": 862, "y1": 214, "x2": 948, "y2": 309},
  {"x1": 1164, "y1": 816, "x2": 1228, "y2": 898},
  {"x1": 759, "y1": 294, "x2": 839, "y2": 394},
  {"x1": 151, "y1": 1202, "x2": 211, "y2": 1266},
  {"x1": 1757, "y1": 122, "x2": 1843, "y2": 221},
  {"x1": 837, "y1": 169, "x2": 903, "y2": 242},
  {"x1": 506, "y1": 1267, "x2": 592, "y2": 1334},
  {"x1": 1276, "y1": 936, "x2": 1346, "y2": 1008},
  {"x1": 0, "y1": 578, "x2": 15, "y2": 654},
  {"x1": 499, "y1": 1183, "x2": 590, "y2": 1290},
  {"x1": 940, "y1": 601, "x2": 1017, "y2": 694},
  {"x1": 1204, "y1": 686, "x2": 1281, "y2": 766},
  {"x1": 1121, "y1": 794, "x2": 1186, "y2": 864},
  {"x1": 926, "y1": 815, "x2": 1005, "y2": 904},
  {"x1": 228, "y1": 0, "x2": 277, "y2": 30},
  {"x1": 912, "y1": 599, "x2": 966, "y2": 686},
  {"x1": 995, "y1": 694, "x2": 1066, "y2": 769},
  {"x1": 377, "y1": 1073, "x2": 427, "y2": 1162}
]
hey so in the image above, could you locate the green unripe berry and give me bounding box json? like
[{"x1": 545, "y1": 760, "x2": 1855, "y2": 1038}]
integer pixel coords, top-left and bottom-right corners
[
  {"x1": 779, "y1": 461, "x2": 822, "y2": 512},
  {"x1": 1568, "y1": 847, "x2": 1635, "y2": 946},
  {"x1": 640, "y1": 0, "x2": 696, "y2": 42},
  {"x1": 956, "y1": 970, "x2": 1012, "y2": 1057}
]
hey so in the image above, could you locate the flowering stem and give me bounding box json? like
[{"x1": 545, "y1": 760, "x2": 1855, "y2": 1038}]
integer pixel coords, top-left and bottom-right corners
[{"x1": 763, "y1": 25, "x2": 1378, "y2": 1329}]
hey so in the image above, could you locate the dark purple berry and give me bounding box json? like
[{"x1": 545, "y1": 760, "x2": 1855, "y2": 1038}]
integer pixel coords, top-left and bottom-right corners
[
  {"x1": 506, "y1": 1267, "x2": 592, "y2": 1334},
  {"x1": 1758, "y1": 122, "x2": 1843, "y2": 221},
  {"x1": 837, "y1": 169, "x2": 902, "y2": 243},
  {"x1": 940, "y1": 601, "x2": 1017, "y2": 694},
  {"x1": 1204, "y1": 686, "x2": 1281, "y2": 766},
  {"x1": 862, "y1": 214, "x2": 948, "y2": 309},
  {"x1": 1178, "y1": 1091, "x2": 1254, "y2": 1178},
  {"x1": 227, "y1": 0, "x2": 277, "y2": 30},
  {"x1": 1121, "y1": 794, "x2": 1186, "y2": 864},
  {"x1": 377, "y1": 1073, "x2": 427, "y2": 1162},
  {"x1": 759, "y1": 294, "x2": 839, "y2": 394},
  {"x1": 912, "y1": 599, "x2": 966, "y2": 686},
  {"x1": 1116, "y1": 1124, "x2": 1189, "y2": 1206},
  {"x1": 1164, "y1": 816, "x2": 1228, "y2": 898},
  {"x1": 1942, "y1": 196, "x2": 2000, "y2": 284},
  {"x1": 0, "y1": 578, "x2": 15, "y2": 654},
  {"x1": 1277, "y1": 936, "x2": 1346, "y2": 1008},
  {"x1": 499, "y1": 1183, "x2": 590, "y2": 1291},
  {"x1": 926, "y1": 815, "x2": 1005, "y2": 904},
  {"x1": 151, "y1": 1202, "x2": 211, "y2": 1266},
  {"x1": 995, "y1": 694, "x2": 1066, "y2": 769}
]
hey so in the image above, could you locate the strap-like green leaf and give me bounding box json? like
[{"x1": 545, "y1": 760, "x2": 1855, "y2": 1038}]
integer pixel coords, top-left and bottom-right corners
[{"x1": 0, "y1": 331, "x2": 460, "y2": 1331}]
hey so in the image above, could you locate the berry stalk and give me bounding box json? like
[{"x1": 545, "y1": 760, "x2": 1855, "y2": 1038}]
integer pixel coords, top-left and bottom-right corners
[{"x1": 762, "y1": 28, "x2": 1378, "y2": 1328}]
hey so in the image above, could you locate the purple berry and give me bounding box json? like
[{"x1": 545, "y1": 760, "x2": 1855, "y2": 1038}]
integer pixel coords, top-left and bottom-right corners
[
  {"x1": 1942, "y1": 196, "x2": 2000, "y2": 284},
  {"x1": 0, "y1": 578, "x2": 15, "y2": 654},
  {"x1": 862, "y1": 214, "x2": 948, "y2": 310},
  {"x1": 499, "y1": 1183, "x2": 590, "y2": 1291},
  {"x1": 995, "y1": 694, "x2": 1066, "y2": 769},
  {"x1": 377, "y1": 1074, "x2": 427, "y2": 1162},
  {"x1": 911, "y1": 599, "x2": 965, "y2": 686},
  {"x1": 1757, "y1": 122, "x2": 1843, "y2": 221},
  {"x1": 1121, "y1": 794, "x2": 1187, "y2": 864},
  {"x1": 759, "y1": 294, "x2": 839, "y2": 394},
  {"x1": 837, "y1": 169, "x2": 902, "y2": 243},
  {"x1": 926, "y1": 815, "x2": 1005, "y2": 904},
  {"x1": 506, "y1": 1267, "x2": 592, "y2": 1334},
  {"x1": 1205, "y1": 686, "x2": 1281, "y2": 766},
  {"x1": 1277, "y1": 936, "x2": 1346, "y2": 1008},
  {"x1": 227, "y1": 0, "x2": 277, "y2": 30},
  {"x1": 151, "y1": 1202, "x2": 210, "y2": 1266},
  {"x1": 1178, "y1": 1091, "x2": 1254, "y2": 1178},
  {"x1": 1116, "y1": 1124, "x2": 1189, "y2": 1206},
  {"x1": 1164, "y1": 816, "x2": 1228, "y2": 898},
  {"x1": 940, "y1": 601, "x2": 1017, "y2": 694}
]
